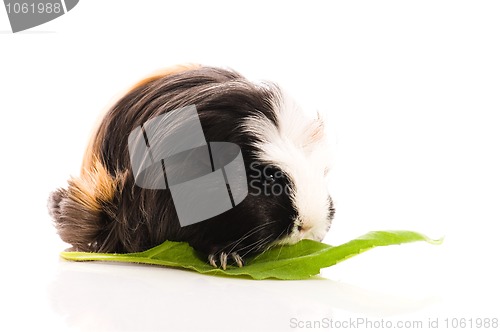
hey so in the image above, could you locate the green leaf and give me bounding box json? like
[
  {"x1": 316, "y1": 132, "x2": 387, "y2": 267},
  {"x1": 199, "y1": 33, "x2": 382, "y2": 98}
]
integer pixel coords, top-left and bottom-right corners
[{"x1": 60, "y1": 230, "x2": 442, "y2": 280}]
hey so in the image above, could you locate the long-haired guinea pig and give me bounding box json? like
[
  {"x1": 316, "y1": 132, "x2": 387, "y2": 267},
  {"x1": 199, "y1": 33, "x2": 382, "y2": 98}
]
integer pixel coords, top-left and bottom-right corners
[{"x1": 48, "y1": 64, "x2": 335, "y2": 269}]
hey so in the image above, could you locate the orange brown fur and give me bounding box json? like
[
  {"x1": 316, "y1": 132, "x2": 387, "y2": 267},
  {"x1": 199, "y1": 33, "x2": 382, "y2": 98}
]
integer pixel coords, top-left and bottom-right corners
[
  {"x1": 128, "y1": 64, "x2": 201, "y2": 92},
  {"x1": 69, "y1": 158, "x2": 117, "y2": 212}
]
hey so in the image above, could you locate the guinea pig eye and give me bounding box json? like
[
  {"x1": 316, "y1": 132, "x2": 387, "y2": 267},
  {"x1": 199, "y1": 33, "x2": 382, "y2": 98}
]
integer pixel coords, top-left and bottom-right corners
[
  {"x1": 262, "y1": 173, "x2": 275, "y2": 186},
  {"x1": 262, "y1": 166, "x2": 281, "y2": 186}
]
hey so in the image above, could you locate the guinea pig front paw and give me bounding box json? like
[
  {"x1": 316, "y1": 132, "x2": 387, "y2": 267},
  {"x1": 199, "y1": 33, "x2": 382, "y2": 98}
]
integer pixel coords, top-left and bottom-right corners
[{"x1": 208, "y1": 252, "x2": 244, "y2": 270}]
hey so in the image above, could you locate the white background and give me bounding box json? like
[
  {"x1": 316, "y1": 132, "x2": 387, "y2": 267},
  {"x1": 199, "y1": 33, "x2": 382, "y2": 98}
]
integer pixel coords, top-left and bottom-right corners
[{"x1": 1, "y1": 1, "x2": 499, "y2": 331}]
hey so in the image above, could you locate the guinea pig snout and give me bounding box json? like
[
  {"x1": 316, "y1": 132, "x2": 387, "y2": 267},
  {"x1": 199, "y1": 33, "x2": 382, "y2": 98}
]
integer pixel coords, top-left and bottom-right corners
[
  {"x1": 297, "y1": 221, "x2": 312, "y2": 232},
  {"x1": 296, "y1": 213, "x2": 332, "y2": 242}
]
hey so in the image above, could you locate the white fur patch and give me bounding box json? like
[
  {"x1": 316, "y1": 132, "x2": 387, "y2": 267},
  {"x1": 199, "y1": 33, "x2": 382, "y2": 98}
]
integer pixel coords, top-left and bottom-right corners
[{"x1": 242, "y1": 88, "x2": 333, "y2": 245}]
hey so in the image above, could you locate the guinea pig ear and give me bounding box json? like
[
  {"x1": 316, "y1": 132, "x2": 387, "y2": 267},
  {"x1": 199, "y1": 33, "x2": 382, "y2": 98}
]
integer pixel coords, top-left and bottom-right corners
[{"x1": 303, "y1": 113, "x2": 325, "y2": 148}]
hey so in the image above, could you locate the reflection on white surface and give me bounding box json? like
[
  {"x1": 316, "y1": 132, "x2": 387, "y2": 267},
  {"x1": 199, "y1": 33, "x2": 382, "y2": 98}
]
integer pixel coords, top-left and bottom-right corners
[{"x1": 49, "y1": 260, "x2": 437, "y2": 332}]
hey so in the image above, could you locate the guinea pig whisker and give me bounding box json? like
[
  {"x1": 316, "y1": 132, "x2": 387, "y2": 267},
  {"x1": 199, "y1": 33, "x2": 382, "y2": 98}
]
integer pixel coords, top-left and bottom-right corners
[
  {"x1": 225, "y1": 220, "x2": 278, "y2": 253},
  {"x1": 237, "y1": 234, "x2": 274, "y2": 258},
  {"x1": 234, "y1": 235, "x2": 271, "y2": 254},
  {"x1": 225, "y1": 226, "x2": 271, "y2": 252},
  {"x1": 250, "y1": 226, "x2": 290, "y2": 261}
]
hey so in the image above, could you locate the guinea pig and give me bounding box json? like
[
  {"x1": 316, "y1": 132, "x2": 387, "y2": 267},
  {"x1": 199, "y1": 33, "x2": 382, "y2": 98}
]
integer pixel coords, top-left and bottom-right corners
[{"x1": 48, "y1": 64, "x2": 335, "y2": 269}]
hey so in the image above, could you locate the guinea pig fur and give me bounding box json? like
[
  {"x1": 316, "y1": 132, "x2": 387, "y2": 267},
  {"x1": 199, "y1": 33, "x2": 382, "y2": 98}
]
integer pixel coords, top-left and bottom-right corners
[{"x1": 48, "y1": 65, "x2": 335, "y2": 269}]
